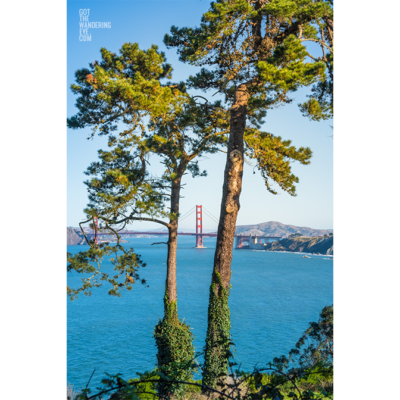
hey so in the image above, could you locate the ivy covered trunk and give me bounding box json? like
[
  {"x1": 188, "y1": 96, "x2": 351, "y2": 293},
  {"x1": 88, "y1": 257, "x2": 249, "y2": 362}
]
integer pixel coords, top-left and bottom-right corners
[
  {"x1": 154, "y1": 176, "x2": 195, "y2": 397},
  {"x1": 203, "y1": 85, "x2": 249, "y2": 387}
]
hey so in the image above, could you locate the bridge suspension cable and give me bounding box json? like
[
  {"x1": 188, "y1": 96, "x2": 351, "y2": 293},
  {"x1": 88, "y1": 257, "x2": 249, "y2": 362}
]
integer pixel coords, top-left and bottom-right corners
[
  {"x1": 203, "y1": 207, "x2": 219, "y2": 225},
  {"x1": 177, "y1": 206, "x2": 196, "y2": 222},
  {"x1": 129, "y1": 206, "x2": 197, "y2": 233},
  {"x1": 203, "y1": 210, "x2": 219, "y2": 226}
]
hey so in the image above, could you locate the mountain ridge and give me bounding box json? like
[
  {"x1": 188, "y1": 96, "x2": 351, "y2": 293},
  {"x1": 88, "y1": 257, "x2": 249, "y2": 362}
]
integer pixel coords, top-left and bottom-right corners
[
  {"x1": 235, "y1": 221, "x2": 332, "y2": 237},
  {"x1": 67, "y1": 227, "x2": 86, "y2": 245}
]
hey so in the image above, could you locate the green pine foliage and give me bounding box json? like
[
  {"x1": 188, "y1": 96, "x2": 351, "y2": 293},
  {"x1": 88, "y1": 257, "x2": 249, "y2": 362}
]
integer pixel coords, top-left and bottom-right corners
[
  {"x1": 164, "y1": 0, "x2": 332, "y2": 119},
  {"x1": 297, "y1": 3, "x2": 333, "y2": 121},
  {"x1": 244, "y1": 129, "x2": 312, "y2": 195},
  {"x1": 256, "y1": 35, "x2": 326, "y2": 92},
  {"x1": 273, "y1": 305, "x2": 333, "y2": 373},
  {"x1": 68, "y1": 43, "x2": 178, "y2": 136},
  {"x1": 67, "y1": 240, "x2": 147, "y2": 300}
]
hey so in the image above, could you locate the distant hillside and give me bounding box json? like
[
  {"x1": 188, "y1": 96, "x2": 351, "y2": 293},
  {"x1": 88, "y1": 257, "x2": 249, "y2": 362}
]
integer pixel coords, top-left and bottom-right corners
[
  {"x1": 67, "y1": 228, "x2": 86, "y2": 245},
  {"x1": 265, "y1": 236, "x2": 333, "y2": 255},
  {"x1": 235, "y1": 221, "x2": 332, "y2": 237}
]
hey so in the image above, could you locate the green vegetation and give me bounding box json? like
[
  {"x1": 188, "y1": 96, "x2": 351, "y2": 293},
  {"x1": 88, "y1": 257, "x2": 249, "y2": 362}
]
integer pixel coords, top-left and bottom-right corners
[
  {"x1": 203, "y1": 273, "x2": 232, "y2": 388},
  {"x1": 154, "y1": 294, "x2": 196, "y2": 397},
  {"x1": 289, "y1": 233, "x2": 302, "y2": 238},
  {"x1": 73, "y1": 305, "x2": 333, "y2": 400}
]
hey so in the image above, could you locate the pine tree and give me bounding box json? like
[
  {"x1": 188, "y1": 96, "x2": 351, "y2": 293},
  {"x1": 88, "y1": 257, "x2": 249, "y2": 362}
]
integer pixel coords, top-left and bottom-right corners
[
  {"x1": 67, "y1": 42, "x2": 230, "y2": 396},
  {"x1": 164, "y1": 0, "x2": 332, "y2": 387},
  {"x1": 298, "y1": 3, "x2": 333, "y2": 121}
]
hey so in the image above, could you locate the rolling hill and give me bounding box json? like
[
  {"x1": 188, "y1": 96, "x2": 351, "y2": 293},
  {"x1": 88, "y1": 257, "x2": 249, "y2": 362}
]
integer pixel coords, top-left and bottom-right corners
[
  {"x1": 265, "y1": 236, "x2": 334, "y2": 255},
  {"x1": 67, "y1": 228, "x2": 86, "y2": 245},
  {"x1": 235, "y1": 221, "x2": 332, "y2": 237}
]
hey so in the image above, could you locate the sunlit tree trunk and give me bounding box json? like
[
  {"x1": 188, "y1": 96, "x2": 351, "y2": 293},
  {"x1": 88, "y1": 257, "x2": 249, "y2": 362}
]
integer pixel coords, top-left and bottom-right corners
[
  {"x1": 165, "y1": 177, "x2": 180, "y2": 306},
  {"x1": 203, "y1": 85, "x2": 249, "y2": 387},
  {"x1": 155, "y1": 173, "x2": 195, "y2": 397}
]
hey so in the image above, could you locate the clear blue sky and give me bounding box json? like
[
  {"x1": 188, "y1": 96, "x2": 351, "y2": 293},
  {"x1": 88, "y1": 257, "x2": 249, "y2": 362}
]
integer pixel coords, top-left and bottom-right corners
[{"x1": 67, "y1": 0, "x2": 333, "y2": 231}]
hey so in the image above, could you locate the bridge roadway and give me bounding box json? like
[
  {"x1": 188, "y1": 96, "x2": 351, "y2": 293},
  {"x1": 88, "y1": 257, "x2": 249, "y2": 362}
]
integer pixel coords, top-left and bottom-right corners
[
  {"x1": 86, "y1": 231, "x2": 214, "y2": 237},
  {"x1": 85, "y1": 205, "x2": 283, "y2": 247},
  {"x1": 86, "y1": 231, "x2": 282, "y2": 239}
]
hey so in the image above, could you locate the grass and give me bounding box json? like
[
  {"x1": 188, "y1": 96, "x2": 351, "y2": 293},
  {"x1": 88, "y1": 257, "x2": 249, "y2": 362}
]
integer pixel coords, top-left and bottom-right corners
[{"x1": 67, "y1": 383, "x2": 78, "y2": 400}]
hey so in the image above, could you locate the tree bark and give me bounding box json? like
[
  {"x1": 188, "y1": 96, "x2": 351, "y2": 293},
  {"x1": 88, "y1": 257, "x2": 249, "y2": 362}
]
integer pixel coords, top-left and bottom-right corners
[
  {"x1": 323, "y1": 15, "x2": 333, "y2": 33},
  {"x1": 213, "y1": 84, "x2": 249, "y2": 292},
  {"x1": 155, "y1": 170, "x2": 195, "y2": 397},
  {"x1": 203, "y1": 84, "x2": 249, "y2": 387},
  {"x1": 165, "y1": 175, "x2": 181, "y2": 305}
]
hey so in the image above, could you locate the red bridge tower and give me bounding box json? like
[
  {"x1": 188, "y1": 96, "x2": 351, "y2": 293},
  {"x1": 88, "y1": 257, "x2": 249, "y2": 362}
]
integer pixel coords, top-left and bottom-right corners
[{"x1": 195, "y1": 205, "x2": 205, "y2": 248}]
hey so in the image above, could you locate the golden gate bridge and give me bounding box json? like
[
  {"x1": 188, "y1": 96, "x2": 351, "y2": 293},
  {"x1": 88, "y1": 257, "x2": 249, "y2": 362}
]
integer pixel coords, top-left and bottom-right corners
[{"x1": 87, "y1": 205, "x2": 282, "y2": 249}]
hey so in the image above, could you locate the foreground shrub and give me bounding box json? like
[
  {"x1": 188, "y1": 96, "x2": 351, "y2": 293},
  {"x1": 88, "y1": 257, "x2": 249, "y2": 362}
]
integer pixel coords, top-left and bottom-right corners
[{"x1": 154, "y1": 298, "x2": 196, "y2": 397}]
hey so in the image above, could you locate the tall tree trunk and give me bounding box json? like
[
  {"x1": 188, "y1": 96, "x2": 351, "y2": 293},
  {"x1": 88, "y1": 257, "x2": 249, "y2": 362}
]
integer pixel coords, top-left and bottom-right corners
[
  {"x1": 154, "y1": 173, "x2": 195, "y2": 397},
  {"x1": 203, "y1": 84, "x2": 249, "y2": 387},
  {"x1": 213, "y1": 85, "x2": 249, "y2": 288},
  {"x1": 165, "y1": 177, "x2": 181, "y2": 307}
]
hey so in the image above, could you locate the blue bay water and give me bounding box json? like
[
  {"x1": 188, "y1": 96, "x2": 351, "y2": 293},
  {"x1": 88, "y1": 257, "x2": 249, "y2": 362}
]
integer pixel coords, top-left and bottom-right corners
[{"x1": 67, "y1": 236, "x2": 333, "y2": 391}]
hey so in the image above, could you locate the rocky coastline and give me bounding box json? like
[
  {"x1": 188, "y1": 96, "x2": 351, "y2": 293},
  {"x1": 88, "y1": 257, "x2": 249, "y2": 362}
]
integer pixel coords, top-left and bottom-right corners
[{"x1": 264, "y1": 235, "x2": 333, "y2": 255}]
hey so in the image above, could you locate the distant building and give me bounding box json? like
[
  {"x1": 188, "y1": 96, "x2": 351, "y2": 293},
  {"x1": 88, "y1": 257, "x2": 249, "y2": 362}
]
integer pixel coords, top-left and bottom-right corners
[{"x1": 248, "y1": 235, "x2": 278, "y2": 250}]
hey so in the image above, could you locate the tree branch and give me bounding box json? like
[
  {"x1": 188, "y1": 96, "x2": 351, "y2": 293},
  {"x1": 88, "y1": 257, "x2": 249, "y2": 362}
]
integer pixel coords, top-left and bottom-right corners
[
  {"x1": 323, "y1": 15, "x2": 333, "y2": 32},
  {"x1": 300, "y1": 38, "x2": 332, "y2": 52},
  {"x1": 100, "y1": 215, "x2": 171, "y2": 228}
]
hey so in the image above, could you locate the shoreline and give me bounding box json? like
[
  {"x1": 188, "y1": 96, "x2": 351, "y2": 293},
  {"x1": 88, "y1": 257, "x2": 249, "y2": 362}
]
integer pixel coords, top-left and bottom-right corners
[{"x1": 248, "y1": 249, "x2": 333, "y2": 258}]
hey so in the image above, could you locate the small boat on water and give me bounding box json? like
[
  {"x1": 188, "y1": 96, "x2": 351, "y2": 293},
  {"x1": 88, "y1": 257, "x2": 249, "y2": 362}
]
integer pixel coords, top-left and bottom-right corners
[{"x1": 303, "y1": 255, "x2": 311, "y2": 258}]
